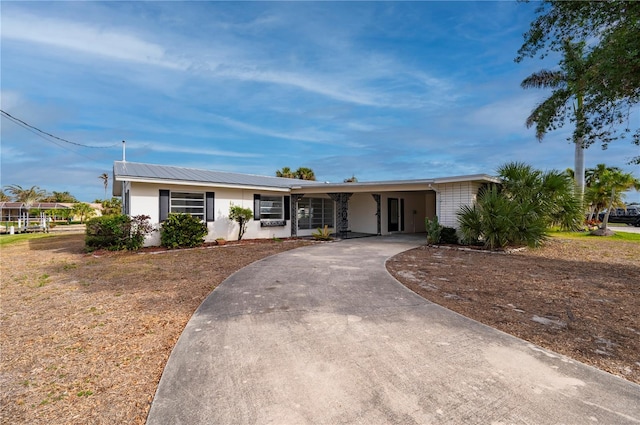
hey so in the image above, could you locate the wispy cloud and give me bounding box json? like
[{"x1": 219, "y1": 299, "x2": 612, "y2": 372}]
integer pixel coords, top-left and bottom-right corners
[
  {"x1": 141, "y1": 142, "x2": 262, "y2": 158},
  {"x1": 2, "y1": 12, "x2": 186, "y2": 70}
]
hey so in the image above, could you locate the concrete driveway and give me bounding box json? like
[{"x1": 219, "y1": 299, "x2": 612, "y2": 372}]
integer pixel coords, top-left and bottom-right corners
[{"x1": 147, "y1": 235, "x2": 640, "y2": 424}]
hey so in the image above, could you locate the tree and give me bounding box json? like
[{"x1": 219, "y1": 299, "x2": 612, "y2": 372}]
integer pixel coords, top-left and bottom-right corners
[
  {"x1": 4, "y1": 184, "x2": 47, "y2": 206},
  {"x1": 0, "y1": 190, "x2": 9, "y2": 202},
  {"x1": 276, "y1": 167, "x2": 316, "y2": 181},
  {"x1": 229, "y1": 205, "x2": 253, "y2": 241},
  {"x1": 275, "y1": 167, "x2": 296, "y2": 178},
  {"x1": 99, "y1": 173, "x2": 109, "y2": 199},
  {"x1": 589, "y1": 169, "x2": 639, "y2": 234},
  {"x1": 295, "y1": 167, "x2": 316, "y2": 181},
  {"x1": 521, "y1": 40, "x2": 589, "y2": 196},
  {"x1": 517, "y1": 1, "x2": 640, "y2": 164},
  {"x1": 100, "y1": 197, "x2": 123, "y2": 216},
  {"x1": 41, "y1": 191, "x2": 78, "y2": 203},
  {"x1": 584, "y1": 164, "x2": 622, "y2": 220},
  {"x1": 72, "y1": 202, "x2": 96, "y2": 223},
  {"x1": 344, "y1": 175, "x2": 358, "y2": 183}
]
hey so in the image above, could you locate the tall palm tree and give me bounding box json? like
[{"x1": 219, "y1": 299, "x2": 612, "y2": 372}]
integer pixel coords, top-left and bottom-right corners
[
  {"x1": 99, "y1": 173, "x2": 109, "y2": 200},
  {"x1": 521, "y1": 40, "x2": 589, "y2": 198}
]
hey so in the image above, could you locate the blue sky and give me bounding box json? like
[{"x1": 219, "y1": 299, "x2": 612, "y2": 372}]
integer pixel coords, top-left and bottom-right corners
[{"x1": 1, "y1": 1, "x2": 638, "y2": 203}]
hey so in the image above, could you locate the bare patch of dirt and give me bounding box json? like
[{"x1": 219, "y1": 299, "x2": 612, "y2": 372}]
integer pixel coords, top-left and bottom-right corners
[
  {"x1": 0, "y1": 234, "x2": 313, "y2": 424},
  {"x1": 386, "y1": 237, "x2": 640, "y2": 384}
]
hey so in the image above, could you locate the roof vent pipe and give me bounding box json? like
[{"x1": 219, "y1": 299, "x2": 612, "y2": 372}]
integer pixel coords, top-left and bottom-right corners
[{"x1": 122, "y1": 140, "x2": 126, "y2": 162}]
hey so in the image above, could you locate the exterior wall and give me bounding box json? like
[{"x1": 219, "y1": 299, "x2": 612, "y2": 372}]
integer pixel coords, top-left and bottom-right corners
[
  {"x1": 128, "y1": 182, "x2": 292, "y2": 246},
  {"x1": 435, "y1": 182, "x2": 482, "y2": 228},
  {"x1": 348, "y1": 193, "x2": 377, "y2": 234}
]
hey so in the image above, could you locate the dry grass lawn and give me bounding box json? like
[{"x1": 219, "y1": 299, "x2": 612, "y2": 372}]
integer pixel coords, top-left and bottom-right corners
[
  {"x1": 1, "y1": 232, "x2": 638, "y2": 424},
  {"x1": 0, "y1": 234, "x2": 312, "y2": 424}
]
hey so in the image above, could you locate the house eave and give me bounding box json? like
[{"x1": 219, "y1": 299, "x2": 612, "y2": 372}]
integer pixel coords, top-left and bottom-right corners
[{"x1": 114, "y1": 176, "x2": 292, "y2": 193}]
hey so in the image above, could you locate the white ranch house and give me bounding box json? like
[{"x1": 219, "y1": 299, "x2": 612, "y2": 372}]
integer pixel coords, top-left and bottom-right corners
[{"x1": 113, "y1": 161, "x2": 499, "y2": 246}]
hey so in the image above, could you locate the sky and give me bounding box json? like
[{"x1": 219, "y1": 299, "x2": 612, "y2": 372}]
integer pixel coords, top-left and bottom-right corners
[{"x1": 1, "y1": 1, "x2": 638, "y2": 203}]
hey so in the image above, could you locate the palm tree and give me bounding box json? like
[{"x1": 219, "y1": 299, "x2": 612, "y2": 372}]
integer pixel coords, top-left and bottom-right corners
[
  {"x1": 584, "y1": 164, "x2": 622, "y2": 220},
  {"x1": 295, "y1": 167, "x2": 316, "y2": 181},
  {"x1": 276, "y1": 166, "x2": 316, "y2": 180},
  {"x1": 593, "y1": 169, "x2": 640, "y2": 233},
  {"x1": 99, "y1": 173, "x2": 109, "y2": 199},
  {"x1": 275, "y1": 167, "x2": 295, "y2": 178},
  {"x1": 72, "y1": 202, "x2": 96, "y2": 223},
  {"x1": 521, "y1": 40, "x2": 589, "y2": 198},
  {"x1": 4, "y1": 184, "x2": 47, "y2": 205},
  {"x1": 0, "y1": 190, "x2": 9, "y2": 202}
]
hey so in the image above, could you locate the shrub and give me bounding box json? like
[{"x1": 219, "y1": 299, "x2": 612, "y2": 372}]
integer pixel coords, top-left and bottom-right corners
[
  {"x1": 456, "y1": 161, "x2": 582, "y2": 249},
  {"x1": 311, "y1": 225, "x2": 332, "y2": 240},
  {"x1": 160, "y1": 213, "x2": 208, "y2": 248},
  {"x1": 85, "y1": 214, "x2": 152, "y2": 251},
  {"x1": 440, "y1": 227, "x2": 459, "y2": 244},
  {"x1": 229, "y1": 205, "x2": 253, "y2": 240},
  {"x1": 425, "y1": 216, "x2": 441, "y2": 245}
]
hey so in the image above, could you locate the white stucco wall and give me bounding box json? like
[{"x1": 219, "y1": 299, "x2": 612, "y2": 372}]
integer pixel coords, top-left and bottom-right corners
[
  {"x1": 128, "y1": 182, "x2": 292, "y2": 246},
  {"x1": 435, "y1": 182, "x2": 482, "y2": 228}
]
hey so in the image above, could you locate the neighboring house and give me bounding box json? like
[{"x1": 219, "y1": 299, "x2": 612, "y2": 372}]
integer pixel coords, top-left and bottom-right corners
[
  {"x1": 0, "y1": 202, "x2": 71, "y2": 222},
  {"x1": 113, "y1": 161, "x2": 500, "y2": 246}
]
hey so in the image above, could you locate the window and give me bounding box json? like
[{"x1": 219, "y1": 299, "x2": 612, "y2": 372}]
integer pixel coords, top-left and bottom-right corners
[
  {"x1": 259, "y1": 195, "x2": 284, "y2": 219},
  {"x1": 297, "y1": 198, "x2": 334, "y2": 229},
  {"x1": 170, "y1": 192, "x2": 205, "y2": 220}
]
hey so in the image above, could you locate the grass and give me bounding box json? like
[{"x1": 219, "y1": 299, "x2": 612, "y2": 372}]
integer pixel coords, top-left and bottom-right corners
[
  {"x1": 549, "y1": 229, "x2": 640, "y2": 242},
  {"x1": 0, "y1": 233, "x2": 57, "y2": 246}
]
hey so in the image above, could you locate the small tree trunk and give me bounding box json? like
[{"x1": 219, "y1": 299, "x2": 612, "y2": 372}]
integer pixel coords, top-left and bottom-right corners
[
  {"x1": 601, "y1": 187, "x2": 616, "y2": 230},
  {"x1": 574, "y1": 137, "x2": 585, "y2": 201}
]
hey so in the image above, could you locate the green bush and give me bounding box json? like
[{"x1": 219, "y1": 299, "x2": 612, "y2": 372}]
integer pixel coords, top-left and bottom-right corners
[
  {"x1": 425, "y1": 216, "x2": 442, "y2": 245},
  {"x1": 440, "y1": 227, "x2": 459, "y2": 244},
  {"x1": 456, "y1": 162, "x2": 581, "y2": 249},
  {"x1": 85, "y1": 214, "x2": 152, "y2": 251},
  {"x1": 160, "y1": 213, "x2": 208, "y2": 248}
]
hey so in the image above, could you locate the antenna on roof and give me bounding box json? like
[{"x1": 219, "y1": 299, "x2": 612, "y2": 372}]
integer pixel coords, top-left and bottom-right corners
[{"x1": 122, "y1": 140, "x2": 126, "y2": 162}]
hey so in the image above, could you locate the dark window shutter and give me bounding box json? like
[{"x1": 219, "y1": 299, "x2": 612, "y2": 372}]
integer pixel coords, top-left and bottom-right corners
[
  {"x1": 159, "y1": 190, "x2": 170, "y2": 221},
  {"x1": 284, "y1": 196, "x2": 290, "y2": 220},
  {"x1": 400, "y1": 199, "x2": 405, "y2": 231},
  {"x1": 206, "y1": 192, "x2": 215, "y2": 222},
  {"x1": 253, "y1": 194, "x2": 261, "y2": 220}
]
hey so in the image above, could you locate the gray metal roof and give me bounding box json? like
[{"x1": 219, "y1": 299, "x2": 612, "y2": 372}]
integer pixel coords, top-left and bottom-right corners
[
  {"x1": 113, "y1": 161, "x2": 500, "y2": 194},
  {"x1": 113, "y1": 161, "x2": 322, "y2": 189}
]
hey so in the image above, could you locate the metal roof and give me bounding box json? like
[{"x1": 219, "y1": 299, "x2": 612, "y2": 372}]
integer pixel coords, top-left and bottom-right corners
[
  {"x1": 113, "y1": 161, "x2": 322, "y2": 190},
  {"x1": 113, "y1": 161, "x2": 500, "y2": 193}
]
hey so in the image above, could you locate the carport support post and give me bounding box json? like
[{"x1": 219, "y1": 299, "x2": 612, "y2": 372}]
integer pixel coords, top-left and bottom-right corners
[
  {"x1": 328, "y1": 193, "x2": 352, "y2": 239},
  {"x1": 290, "y1": 194, "x2": 304, "y2": 237},
  {"x1": 372, "y1": 194, "x2": 381, "y2": 235}
]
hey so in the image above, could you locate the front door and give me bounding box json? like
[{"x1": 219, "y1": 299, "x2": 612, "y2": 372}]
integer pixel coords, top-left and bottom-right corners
[{"x1": 388, "y1": 198, "x2": 399, "y2": 232}]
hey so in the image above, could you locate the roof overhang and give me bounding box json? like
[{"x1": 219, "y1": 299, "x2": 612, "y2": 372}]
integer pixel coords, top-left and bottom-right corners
[
  {"x1": 113, "y1": 175, "x2": 291, "y2": 193},
  {"x1": 290, "y1": 174, "x2": 500, "y2": 194}
]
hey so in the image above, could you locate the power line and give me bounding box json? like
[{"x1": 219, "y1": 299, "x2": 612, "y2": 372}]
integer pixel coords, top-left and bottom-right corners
[
  {"x1": 0, "y1": 109, "x2": 119, "y2": 149},
  {"x1": 3, "y1": 115, "x2": 100, "y2": 162}
]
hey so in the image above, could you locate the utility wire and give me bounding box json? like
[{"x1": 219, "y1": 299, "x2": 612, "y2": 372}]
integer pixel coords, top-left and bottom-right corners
[
  {"x1": 0, "y1": 109, "x2": 119, "y2": 149},
  {"x1": 3, "y1": 115, "x2": 104, "y2": 163}
]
